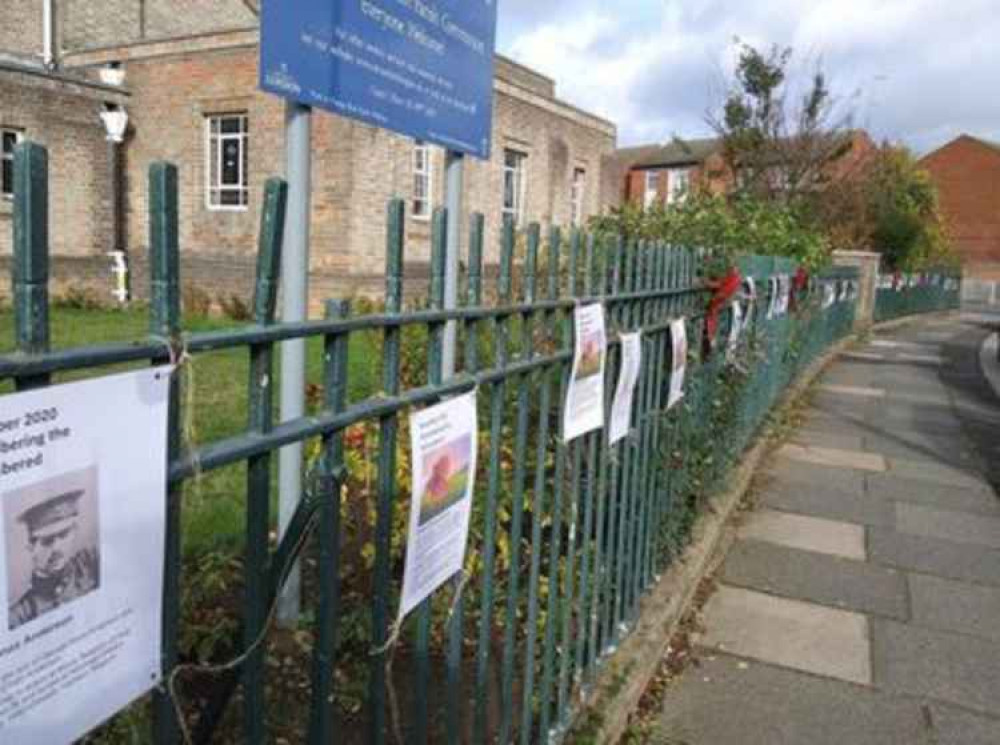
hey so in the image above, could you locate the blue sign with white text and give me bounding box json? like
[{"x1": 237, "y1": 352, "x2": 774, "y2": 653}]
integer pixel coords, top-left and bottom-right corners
[{"x1": 260, "y1": 0, "x2": 498, "y2": 159}]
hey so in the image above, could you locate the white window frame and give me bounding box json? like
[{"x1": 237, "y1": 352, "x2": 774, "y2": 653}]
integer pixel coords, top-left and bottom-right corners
[
  {"x1": 570, "y1": 167, "x2": 586, "y2": 225},
  {"x1": 643, "y1": 170, "x2": 660, "y2": 210},
  {"x1": 412, "y1": 141, "x2": 433, "y2": 221},
  {"x1": 205, "y1": 113, "x2": 249, "y2": 211},
  {"x1": 667, "y1": 167, "x2": 691, "y2": 205},
  {"x1": 2, "y1": 128, "x2": 22, "y2": 200},
  {"x1": 503, "y1": 148, "x2": 527, "y2": 225}
]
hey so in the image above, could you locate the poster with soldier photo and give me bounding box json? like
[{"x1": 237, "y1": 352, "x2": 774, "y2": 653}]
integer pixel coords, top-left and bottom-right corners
[
  {"x1": 4, "y1": 467, "x2": 100, "y2": 632},
  {"x1": 0, "y1": 367, "x2": 171, "y2": 744}
]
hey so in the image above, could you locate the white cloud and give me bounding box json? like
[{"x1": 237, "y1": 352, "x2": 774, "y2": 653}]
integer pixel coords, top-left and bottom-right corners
[{"x1": 498, "y1": 0, "x2": 1000, "y2": 153}]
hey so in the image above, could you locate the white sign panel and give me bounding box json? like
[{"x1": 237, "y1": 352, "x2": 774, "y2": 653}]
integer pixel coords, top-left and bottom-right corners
[
  {"x1": 563, "y1": 304, "x2": 607, "y2": 442},
  {"x1": 667, "y1": 318, "x2": 688, "y2": 410},
  {"x1": 608, "y1": 333, "x2": 642, "y2": 446},
  {"x1": 401, "y1": 390, "x2": 478, "y2": 617},
  {"x1": 727, "y1": 301, "x2": 744, "y2": 359},
  {"x1": 782, "y1": 275, "x2": 793, "y2": 315},
  {"x1": 0, "y1": 367, "x2": 170, "y2": 743},
  {"x1": 765, "y1": 278, "x2": 777, "y2": 320}
]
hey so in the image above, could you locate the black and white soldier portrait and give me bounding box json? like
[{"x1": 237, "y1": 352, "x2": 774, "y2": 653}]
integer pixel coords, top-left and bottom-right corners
[{"x1": 6, "y1": 482, "x2": 101, "y2": 632}]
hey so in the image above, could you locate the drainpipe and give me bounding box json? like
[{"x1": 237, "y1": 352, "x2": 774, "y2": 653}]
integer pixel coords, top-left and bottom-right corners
[
  {"x1": 43, "y1": 0, "x2": 57, "y2": 69},
  {"x1": 100, "y1": 105, "x2": 130, "y2": 303}
]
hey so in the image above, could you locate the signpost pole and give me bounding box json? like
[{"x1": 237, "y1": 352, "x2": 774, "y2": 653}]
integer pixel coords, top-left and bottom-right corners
[
  {"x1": 277, "y1": 100, "x2": 311, "y2": 626},
  {"x1": 442, "y1": 150, "x2": 464, "y2": 378}
]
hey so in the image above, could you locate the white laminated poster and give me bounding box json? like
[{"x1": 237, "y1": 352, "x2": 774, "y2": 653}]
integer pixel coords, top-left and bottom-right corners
[
  {"x1": 608, "y1": 333, "x2": 642, "y2": 446},
  {"x1": 667, "y1": 318, "x2": 688, "y2": 410},
  {"x1": 823, "y1": 282, "x2": 836, "y2": 309},
  {"x1": 777, "y1": 275, "x2": 791, "y2": 316},
  {"x1": 563, "y1": 303, "x2": 607, "y2": 443},
  {"x1": 743, "y1": 278, "x2": 757, "y2": 329},
  {"x1": 765, "y1": 277, "x2": 777, "y2": 320},
  {"x1": 0, "y1": 367, "x2": 171, "y2": 743},
  {"x1": 727, "y1": 301, "x2": 744, "y2": 359},
  {"x1": 401, "y1": 390, "x2": 478, "y2": 617}
]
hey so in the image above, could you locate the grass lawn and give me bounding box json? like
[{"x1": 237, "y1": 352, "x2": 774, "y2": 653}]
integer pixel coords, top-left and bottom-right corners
[{"x1": 0, "y1": 305, "x2": 383, "y2": 557}]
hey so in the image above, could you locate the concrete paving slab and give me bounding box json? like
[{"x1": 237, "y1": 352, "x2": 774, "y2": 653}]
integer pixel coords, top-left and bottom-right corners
[
  {"x1": 868, "y1": 527, "x2": 1000, "y2": 587},
  {"x1": 778, "y1": 443, "x2": 887, "y2": 473},
  {"x1": 862, "y1": 433, "x2": 980, "y2": 468},
  {"x1": 739, "y1": 509, "x2": 867, "y2": 560},
  {"x1": 929, "y1": 703, "x2": 1000, "y2": 745},
  {"x1": 792, "y1": 429, "x2": 866, "y2": 451},
  {"x1": 817, "y1": 384, "x2": 886, "y2": 398},
  {"x1": 698, "y1": 586, "x2": 871, "y2": 684},
  {"x1": 843, "y1": 351, "x2": 888, "y2": 362},
  {"x1": 866, "y1": 474, "x2": 1000, "y2": 516},
  {"x1": 897, "y1": 353, "x2": 946, "y2": 365},
  {"x1": 657, "y1": 655, "x2": 931, "y2": 745},
  {"x1": 908, "y1": 573, "x2": 1000, "y2": 643},
  {"x1": 722, "y1": 540, "x2": 908, "y2": 619},
  {"x1": 870, "y1": 339, "x2": 939, "y2": 353},
  {"x1": 887, "y1": 458, "x2": 992, "y2": 491},
  {"x1": 766, "y1": 458, "x2": 868, "y2": 495},
  {"x1": 896, "y1": 503, "x2": 1000, "y2": 549},
  {"x1": 764, "y1": 481, "x2": 895, "y2": 527},
  {"x1": 872, "y1": 619, "x2": 1000, "y2": 714}
]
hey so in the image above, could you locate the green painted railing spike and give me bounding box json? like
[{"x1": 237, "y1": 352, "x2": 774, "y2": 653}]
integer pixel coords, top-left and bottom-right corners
[
  {"x1": 150, "y1": 160, "x2": 182, "y2": 745},
  {"x1": 252, "y1": 178, "x2": 288, "y2": 323},
  {"x1": 149, "y1": 162, "x2": 180, "y2": 337},
  {"x1": 12, "y1": 141, "x2": 50, "y2": 388}
]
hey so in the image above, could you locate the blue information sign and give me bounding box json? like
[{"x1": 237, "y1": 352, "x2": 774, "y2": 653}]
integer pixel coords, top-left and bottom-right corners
[{"x1": 260, "y1": 1, "x2": 498, "y2": 160}]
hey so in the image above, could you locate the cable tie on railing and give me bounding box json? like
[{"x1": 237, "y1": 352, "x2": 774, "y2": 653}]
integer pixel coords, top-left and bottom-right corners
[{"x1": 446, "y1": 567, "x2": 470, "y2": 624}]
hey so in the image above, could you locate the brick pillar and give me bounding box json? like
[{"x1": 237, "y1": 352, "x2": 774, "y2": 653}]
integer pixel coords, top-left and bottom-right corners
[{"x1": 833, "y1": 250, "x2": 881, "y2": 328}]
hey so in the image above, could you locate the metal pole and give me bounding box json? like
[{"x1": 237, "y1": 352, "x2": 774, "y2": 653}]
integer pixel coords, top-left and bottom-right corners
[
  {"x1": 442, "y1": 150, "x2": 464, "y2": 378},
  {"x1": 277, "y1": 100, "x2": 311, "y2": 625}
]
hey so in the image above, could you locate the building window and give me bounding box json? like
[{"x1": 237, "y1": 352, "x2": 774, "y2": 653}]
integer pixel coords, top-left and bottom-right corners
[
  {"x1": 643, "y1": 171, "x2": 660, "y2": 209},
  {"x1": 2, "y1": 129, "x2": 21, "y2": 199},
  {"x1": 412, "y1": 141, "x2": 433, "y2": 220},
  {"x1": 667, "y1": 168, "x2": 691, "y2": 204},
  {"x1": 570, "y1": 167, "x2": 586, "y2": 225},
  {"x1": 206, "y1": 113, "x2": 248, "y2": 210},
  {"x1": 503, "y1": 148, "x2": 527, "y2": 224}
]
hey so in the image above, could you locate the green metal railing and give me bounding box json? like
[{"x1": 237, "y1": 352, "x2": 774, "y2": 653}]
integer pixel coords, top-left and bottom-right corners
[
  {"x1": 874, "y1": 271, "x2": 962, "y2": 322},
  {"x1": 4, "y1": 142, "x2": 858, "y2": 744}
]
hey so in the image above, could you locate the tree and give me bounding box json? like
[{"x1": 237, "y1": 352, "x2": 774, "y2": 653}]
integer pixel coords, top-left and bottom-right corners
[{"x1": 708, "y1": 41, "x2": 856, "y2": 204}]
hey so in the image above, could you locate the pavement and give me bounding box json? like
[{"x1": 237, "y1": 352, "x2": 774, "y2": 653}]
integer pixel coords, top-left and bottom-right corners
[{"x1": 655, "y1": 314, "x2": 1000, "y2": 745}]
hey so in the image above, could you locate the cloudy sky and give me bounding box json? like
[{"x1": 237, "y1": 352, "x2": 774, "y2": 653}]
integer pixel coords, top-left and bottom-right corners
[{"x1": 496, "y1": 0, "x2": 1000, "y2": 155}]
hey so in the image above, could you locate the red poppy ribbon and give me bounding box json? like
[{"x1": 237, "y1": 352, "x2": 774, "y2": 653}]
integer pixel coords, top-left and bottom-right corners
[{"x1": 704, "y1": 267, "x2": 743, "y2": 356}]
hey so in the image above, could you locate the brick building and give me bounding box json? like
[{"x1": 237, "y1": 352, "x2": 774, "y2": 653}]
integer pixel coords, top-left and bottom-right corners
[
  {"x1": 920, "y1": 135, "x2": 1000, "y2": 281},
  {"x1": 0, "y1": 58, "x2": 128, "y2": 292},
  {"x1": 1, "y1": 2, "x2": 618, "y2": 309},
  {"x1": 615, "y1": 131, "x2": 875, "y2": 208}
]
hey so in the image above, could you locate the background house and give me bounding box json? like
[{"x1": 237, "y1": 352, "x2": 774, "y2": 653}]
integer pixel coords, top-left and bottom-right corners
[
  {"x1": 1, "y1": 1, "x2": 619, "y2": 309},
  {"x1": 920, "y1": 135, "x2": 1000, "y2": 281},
  {"x1": 615, "y1": 131, "x2": 875, "y2": 208}
]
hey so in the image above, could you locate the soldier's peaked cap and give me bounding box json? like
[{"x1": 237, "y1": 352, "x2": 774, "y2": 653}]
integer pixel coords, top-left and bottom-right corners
[{"x1": 18, "y1": 490, "x2": 84, "y2": 530}]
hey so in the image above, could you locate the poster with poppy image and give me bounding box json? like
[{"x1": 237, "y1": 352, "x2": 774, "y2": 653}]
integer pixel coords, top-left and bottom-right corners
[
  {"x1": 563, "y1": 303, "x2": 607, "y2": 442},
  {"x1": 401, "y1": 390, "x2": 478, "y2": 617}
]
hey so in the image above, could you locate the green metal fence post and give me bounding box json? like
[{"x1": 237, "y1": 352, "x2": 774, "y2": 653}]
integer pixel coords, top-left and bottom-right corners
[
  {"x1": 370, "y1": 199, "x2": 406, "y2": 745},
  {"x1": 243, "y1": 177, "x2": 288, "y2": 743},
  {"x1": 447, "y1": 212, "x2": 485, "y2": 745},
  {"x1": 308, "y1": 297, "x2": 350, "y2": 744},
  {"x1": 149, "y1": 161, "x2": 182, "y2": 745},
  {"x1": 473, "y1": 216, "x2": 516, "y2": 745},
  {"x1": 12, "y1": 142, "x2": 50, "y2": 392},
  {"x1": 412, "y1": 207, "x2": 448, "y2": 744}
]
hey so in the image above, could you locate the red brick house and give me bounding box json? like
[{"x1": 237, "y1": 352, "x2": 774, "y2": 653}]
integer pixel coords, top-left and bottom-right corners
[
  {"x1": 920, "y1": 135, "x2": 1000, "y2": 280},
  {"x1": 616, "y1": 130, "x2": 876, "y2": 208}
]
